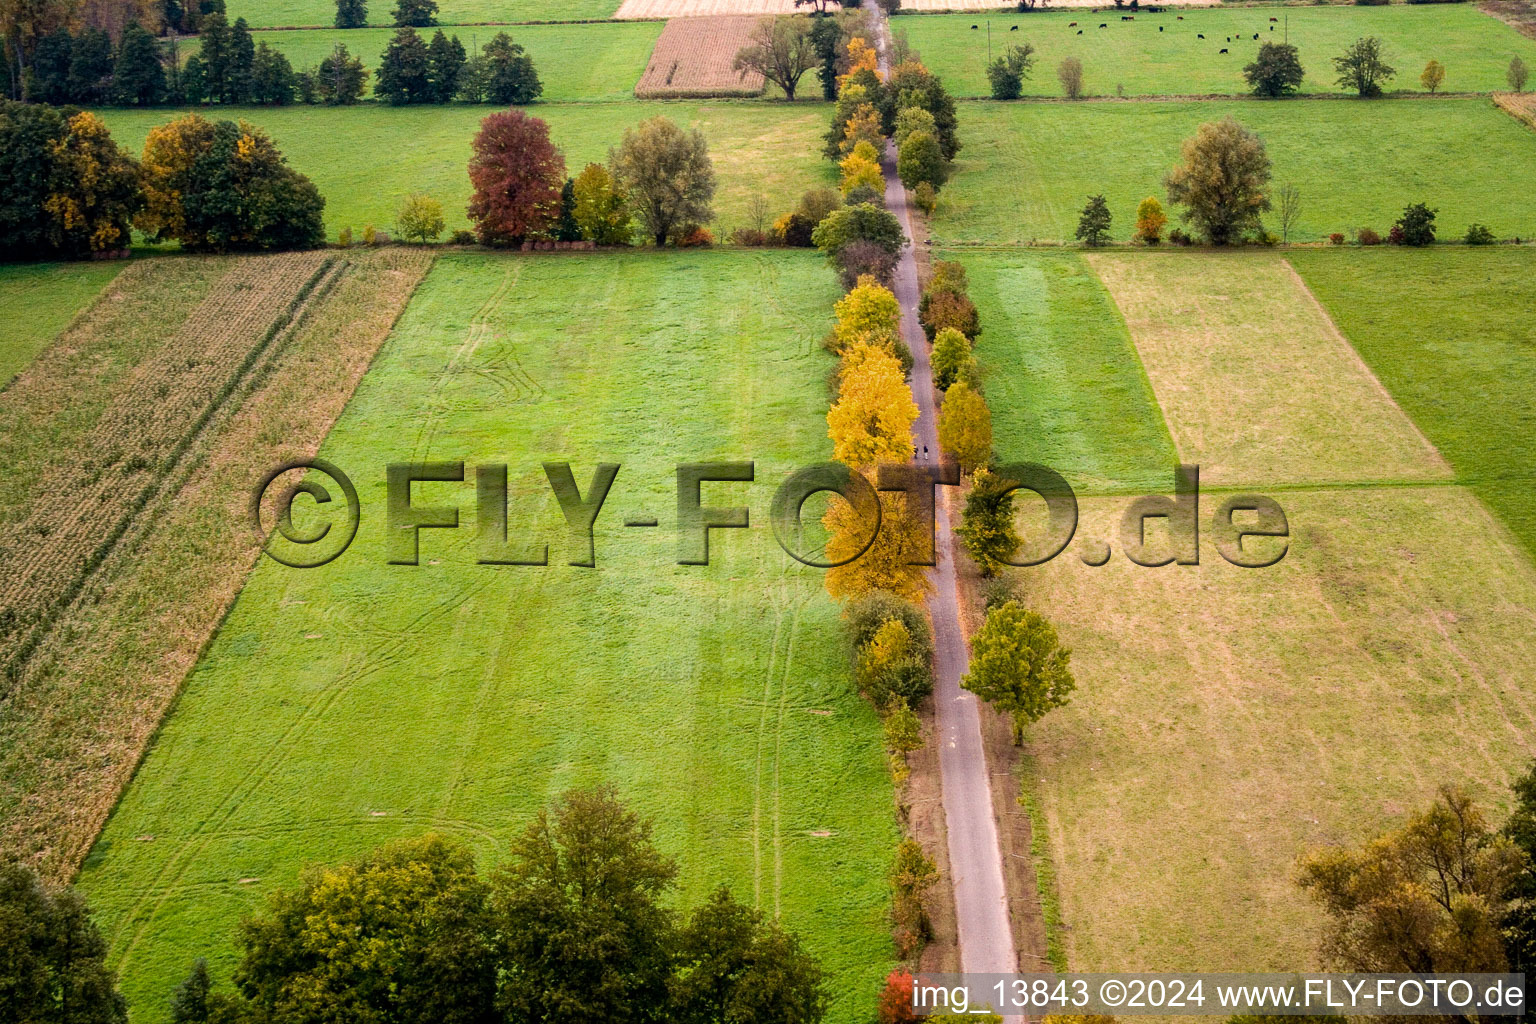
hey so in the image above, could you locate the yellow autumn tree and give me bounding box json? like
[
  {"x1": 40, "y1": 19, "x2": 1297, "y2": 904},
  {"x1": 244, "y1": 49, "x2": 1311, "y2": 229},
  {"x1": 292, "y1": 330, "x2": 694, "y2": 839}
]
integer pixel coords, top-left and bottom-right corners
[
  {"x1": 937, "y1": 380, "x2": 993, "y2": 473},
  {"x1": 839, "y1": 104, "x2": 884, "y2": 155},
  {"x1": 828, "y1": 342, "x2": 918, "y2": 468},
  {"x1": 832, "y1": 274, "x2": 901, "y2": 350},
  {"x1": 824, "y1": 486, "x2": 932, "y2": 602},
  {"x1": 42, "y1": 111, "x2": 142, "y2": 256},
  {"x1": 137, "y1": 113, "x2": 218, "y2": 244},
  {"x1": 838, "y1": 36, "x2": 880, "y2": 87},
  {"x1": 839, "y1": 153, "x2": 883, "y2": 196}
]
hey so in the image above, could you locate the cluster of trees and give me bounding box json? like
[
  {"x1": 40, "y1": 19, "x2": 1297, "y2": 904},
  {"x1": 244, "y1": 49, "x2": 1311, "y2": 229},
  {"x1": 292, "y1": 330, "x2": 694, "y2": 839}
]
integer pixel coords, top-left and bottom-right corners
[
  {"x1": 375, "y1": 28, "x2": 540, "y2": 105},
  {"x1": 465, "y1": 110, "x2": 714, "y2": 247},
  {"x1": 1245, "y1": 35, "x2": 1528, "y2": 99},
  {"x1": 24, "y1": 20, "x2": 170, "y2": 103},
  {"x1": 0, "y1": 104, "x2": 322, "y2": 258},
  {"x1": 333, "y1": 0, "x2": 440, "y2": 29},
  {"x1": 1300, "y1": 764, "x2": 1536, "y2": 983},
  {"x1": 0, "y1": 788, "x2": 832, "y2": 1024}
]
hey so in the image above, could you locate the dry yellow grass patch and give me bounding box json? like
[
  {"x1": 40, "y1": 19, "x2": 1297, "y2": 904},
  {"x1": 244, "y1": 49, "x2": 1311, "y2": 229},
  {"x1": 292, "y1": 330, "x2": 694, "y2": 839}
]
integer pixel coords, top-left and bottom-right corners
[
  {"x1": 1015, "y1": 486, "x2": 1536, "y2": 973},
  {"x1": 1086, "y1": 252, "x2": 1450, "y2": 488}
]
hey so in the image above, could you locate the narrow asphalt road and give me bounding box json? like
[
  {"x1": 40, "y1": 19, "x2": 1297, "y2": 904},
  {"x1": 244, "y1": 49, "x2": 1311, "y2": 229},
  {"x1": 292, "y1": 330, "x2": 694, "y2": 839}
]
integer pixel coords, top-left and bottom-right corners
[{"x1": 869, "y1": 6, "x2": 1021, "y2": 989}]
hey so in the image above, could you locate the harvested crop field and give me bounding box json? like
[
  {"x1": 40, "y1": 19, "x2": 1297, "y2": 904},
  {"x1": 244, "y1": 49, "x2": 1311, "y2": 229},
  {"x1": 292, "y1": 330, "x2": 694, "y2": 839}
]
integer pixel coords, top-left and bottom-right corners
[
  {"x1": 0, "y1": 249, "x2": 433, "y2": 880},
  {"x1": 1497, "y1": 90, "x2": 1536, "y2": 128},
  {"x1": 635, "y1": 16, "x2": 766, "y2": 97}
]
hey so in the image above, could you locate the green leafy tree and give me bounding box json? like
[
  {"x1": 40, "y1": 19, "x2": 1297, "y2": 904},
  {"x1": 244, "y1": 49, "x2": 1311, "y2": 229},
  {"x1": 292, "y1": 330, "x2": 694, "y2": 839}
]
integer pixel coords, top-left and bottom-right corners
[
  {"x1": 1298, "y1": 785, "x2": 1524, "y2": 973},
  {"x1": 197, "y1": 13, "x2": 230, "y2": 101},
  {"x1": 957, "y1": 467, "x2": 1021, "y2": 577},
  {"x1": 572, "y1": 161, "x2": 631, "y2": 244},
  {"x1": 391, "y1": 0, "x2": 436, "y2": 26},
  {"x1": 1503, "y1": 762, "x2": 1536, "y2": 979},
  {"x1": 961, "y1": 601, "x2": 1074, "y2": 743},
  {"x1": 985, "y1": 41, "x2": 1035, "y2": 100},
  {"x1": 376, "y1": 26, "x2": 431, "y2": 104},
  {"x1": 1509, "y1": 56, "x2": 1529, "y2": 92},
  {"x1": 883, "y1": 697, "x2": 922, "y2": 782},
  {"x1": 554, "y1": 177, "x2": 582, "y2": 241},
  {"x1": 250, "y1": 41, "x2": 296, "y2": 104},
  {"x1": 811, "y1": 201, "x2": 903, "y2": 268},
  {"x1": 930, "y1": 326, "x2": 972, "y2": 390},
  {"x1": 180, "y1": 52, "x2": 208, "y2": 103},
  {"x1": 893, "y1": 105, "x2": 935, "y2": 148},
  {"x1": 896, "y1": 129, "x2": 945, "y2": 190},
  {"x1": 1243, "y1": 41, "x2": 1304, "y2": 97},
  {"x1": 0, "y1": 863, "x2": 128, "y2": 1024},
  {"x1": 1420, "y1": 58, "x2": 1444, "y2": 94},
  {"x1": 1334, "y1": 36, "x2": 1395, "y2": 97},
  {"x1": 479, "y1": 31, "x2": 541, "y2": 104},
  {"x1": 235, "y1": 834, "x2": 496, "y2": 1024},
  {"x1": 168, "y1": 959, "x2": 212, "y2": 1024},
  {"x1": 0, "y1": 105, "x2": 140, "y2": 258},
  {"x1": 671, "y1": 886, "x2": 830, "y2": 1024},
  {"x1": 491, "y1": 786, "x2": 679, "y2": 1024},
  {"x1": 809, "y1": 13, "x2": 842, "y2": 100},
  {"x1": 114, "y1": 22, "x2": 166, "y2": 105},
  {"x1": 316, "y1": 42, "x2": 367, "y2": 103},
  {"x1": 397, "y1": 191, "x2": 443, "y2": 241},
  {"x1": 732, "y1": 14, "x2": 818, "y2": 100},
  {"x1": 1075, "y1": 193, "x2": 1111, "y2": 246},
  {"x1": 1164, "y1": 116, "x2": 1271, "y2": 245},
  {"x1": 1393, "y1": 201, "x2": 1436, "y2": 246},
  {"x1": 424, "y1": 29, "x2": 463, "y2": 102},
  {"x1": 334, "y1": 0, "x2": 366, "y2": 28},
  {"x1": 67, "y1": 27, "x2": 113, "y2": 105},
  {"x1": 223, "y1": 16, "x2": 256, "y2": 103},
  {"x1": 886, "y1": 60, "x2": 960, "y2": 159},
  {"x1": 138, "y1": 114, "x2": 326, "y2": 251},
  {"x1": 27, "y1": 28, "x2": 74, "y2": 104},
  {"x1": 611, "y1": 115, "x2": 716, "y2": 246}
]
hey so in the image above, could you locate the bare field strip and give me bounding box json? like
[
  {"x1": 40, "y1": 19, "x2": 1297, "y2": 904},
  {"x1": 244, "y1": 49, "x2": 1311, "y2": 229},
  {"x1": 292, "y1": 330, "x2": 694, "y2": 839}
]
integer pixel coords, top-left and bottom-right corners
[
  {"x1": 0, "y1": 253, "x2": 336, "y2": 683},
  {"x1": 0, "y1": 250, "x2": 432, "y2": 879},
  {"x1": 1016, "y1": 487, "x2": 1536, "y2": 973},
  {"x1": 635, "y1": 16, "x2": 766, "y2": 97},
  {"x1": 1085, "y1": 252, "x2": 1450, "y2": 488},
  {"x1": 1496, "y1": 90, "x2": 1536, "y2": 129}
]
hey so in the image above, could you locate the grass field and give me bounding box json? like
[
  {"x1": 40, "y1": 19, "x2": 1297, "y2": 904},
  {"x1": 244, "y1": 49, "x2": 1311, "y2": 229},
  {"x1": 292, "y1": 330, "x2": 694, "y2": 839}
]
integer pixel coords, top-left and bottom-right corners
[
  {"x1": 98, "y1": 102, "x2": 835, "y2": 241},
  {"x1": 250, "y1": 21, "x2": 663, "y2": 102},
  {"x1": 951, "y1": 249, "x2": 1176, "y2": 494},
  {"x1": 960, "y1": 248, "x2": 1536, "y2": 974},
  {"x1": 929, "y1": 98, "x2": 1536, "y2": 243},
  {"x1": 1291, "y1": 247, "x2": 1536, "y2": 556},
  {"x1": 897, "y1": 4, "x2": 1536, "y2": 97},
  {"x1": 228, "y1": 0, "x2": 618, "y2": 30},
  {"x1": 1019, "y1": 487, "x2": 1536, "y2": 972},
  {"x1": 0, "y1": 262, "x2": 124, "y2": 389},
  {"x1": 1085, "y1": 251, "x2": 1448, "y2": 487},
  {"x1": 75, "y1": 250, "x2": 898, "y2": 1022}
]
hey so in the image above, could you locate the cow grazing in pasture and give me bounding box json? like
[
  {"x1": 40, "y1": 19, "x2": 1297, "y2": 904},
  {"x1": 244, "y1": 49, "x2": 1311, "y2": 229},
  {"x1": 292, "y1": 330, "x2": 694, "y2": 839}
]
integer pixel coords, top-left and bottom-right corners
[
  {"x1": 1269, "y1": 16, "x2": 1278, "y2": 21},
  {"x1": 1252, "y1": 33, "x2": 1258, "y2": 39},
  {"x1": 1077, "y1": 29, "x2": 1083, "y2": 34},
  {"x1": 1197, "y1": 33, "x2": 1204, "y2": 38},
  {"x1": 1010, "y1": 24, "x2": 1018, "y2": 30},
  {"x1": 1159, "y1": 25, "x2": 1163, "y2": 30},
  {"x1": 1122, "y1": 15, "x2": 1134, "y2": 20},
  {"x1": 1219, "y1": 47, "x2": 1228, "y2": 53},
  {"x1": 1099, "y1": 23, "x2": 1107, "y2": 28},
  {"x1": 1069, "y1": 20, "x2": 1077, "y2": 26}
]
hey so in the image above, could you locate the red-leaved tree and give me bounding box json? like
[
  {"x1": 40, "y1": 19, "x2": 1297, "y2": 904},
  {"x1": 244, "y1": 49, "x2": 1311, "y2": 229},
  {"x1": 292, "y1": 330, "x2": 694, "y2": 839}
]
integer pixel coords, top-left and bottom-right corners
[{"x1": 467, "y1": 110, "x2": 565, "y2": 246}]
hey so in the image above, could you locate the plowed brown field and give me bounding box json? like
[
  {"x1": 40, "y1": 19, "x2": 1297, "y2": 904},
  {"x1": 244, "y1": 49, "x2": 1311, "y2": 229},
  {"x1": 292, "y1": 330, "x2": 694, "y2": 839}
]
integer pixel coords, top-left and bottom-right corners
[{"x1": 635, "y1": 15, "x2": 767, "y2": 97}]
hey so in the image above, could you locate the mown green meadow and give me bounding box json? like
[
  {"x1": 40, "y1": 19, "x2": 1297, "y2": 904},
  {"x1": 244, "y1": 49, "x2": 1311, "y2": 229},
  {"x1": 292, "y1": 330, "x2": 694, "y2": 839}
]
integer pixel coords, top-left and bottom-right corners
[
  {"x1": 1291, "y1": 247, "x2": 1536, "y2": 556},
  {"x1": 930, "y1": 98, "x2": 1536, "y2": 243},
  {"x1": 99, "y1": 102, "x2": 836, "y2": 241},
  {"x1": 0, "y1": 261, "x2": 124, "y2": 388},
  {"x1": 948, "y1": 249, "x2": 1175, "y2": 494},
  {"x1": 76, "y1": 250, "x2": 898, "y2": 1023},
  {"x1": 898, "y1": 4, "x2": 1536, "y2": 97},
  {"x1": 227, "y1": 0, "x2": 618, "y2": 31},
  {"x1": 250, "y1": 20, "x2": 663, "y2": 102}
]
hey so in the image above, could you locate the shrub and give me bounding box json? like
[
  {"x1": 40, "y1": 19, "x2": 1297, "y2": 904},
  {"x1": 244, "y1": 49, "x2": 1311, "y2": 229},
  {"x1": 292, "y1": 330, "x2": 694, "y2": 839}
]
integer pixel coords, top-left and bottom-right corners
[
  {"x1": 920, "y1": 289, "x2": 979, "y2": 340},
  {"x1": 731, "y1": 226, "x2": 767, "y2": 246},
  {"x1": 362, "y1": 223, "x2": 377, "y2": 244},
  {"x1": 889, "y1": 841, "x2": 938, "y2": 958},
  {"x1": 928, "y1": 260, "x2": 968, "y2": 296},
  {"x1": 1387, "y1": 225, "x2": 1406, "y2": 245},
  {"x1": 981, "y1": 571, "x2": 1023, "y2": 611},
  {"x1": 878, "y1": 970, "x2": 919, "y2": 1024},
  {"x1": 986, "y1": 42, "x2": 1036, "y2": 100},
  {"x1": 842, "y1": 184, "x2": 885, "y2": 208},
  {"x1": 1356, "y1": 226, "x2": 1382, "y2": 245},
  {"x1": 1393, "y1": 201, "x2": 1436, "y2": 246},
  {"x1": 1329, "y1": 232, "x2": 1345, "y2": 245},
  {"x1": 1168, "y1": 227, "x2": 1192, "y2": 246},
  {"x1": 911, "y1": 181, "x2": 937, "y2": 215},
  {"x1": 931, "y1": 327, "x2": 973, "y2": 390},
  {"x1": 856, "y1": 618, "x2": 933, "y2": 706},
  {"x1": 673, "y1": 225, "x2": 713, "y2": 247},
  {"x1": 1510, "y1": 56, "x2": 1530, "y2": 92},
  {"x1": 337, "y1": 226, "x2": 354, "y2": 246},
  {"x1": 772, "y1": 211, "x2": 817, "y2": 247},
  {"x1": 795, "y1": 186, "x2": 841, "y2": 227},
  {"x1": 1420, "y1": 59, "x2": 1445, "y2": 94},
  {"x1": 1057, "y1": 56, "x2": 1084, "y2": 99},
  {"x1": 1464, "y1": 222, "x2": 1495, "y2": 245}
]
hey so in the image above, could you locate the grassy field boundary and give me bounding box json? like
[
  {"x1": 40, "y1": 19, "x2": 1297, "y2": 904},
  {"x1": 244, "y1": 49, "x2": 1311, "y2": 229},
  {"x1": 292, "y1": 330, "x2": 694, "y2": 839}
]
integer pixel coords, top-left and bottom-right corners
[{"x1": 1016, "y1": 755, "x2": 1068, "y2": 972}]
